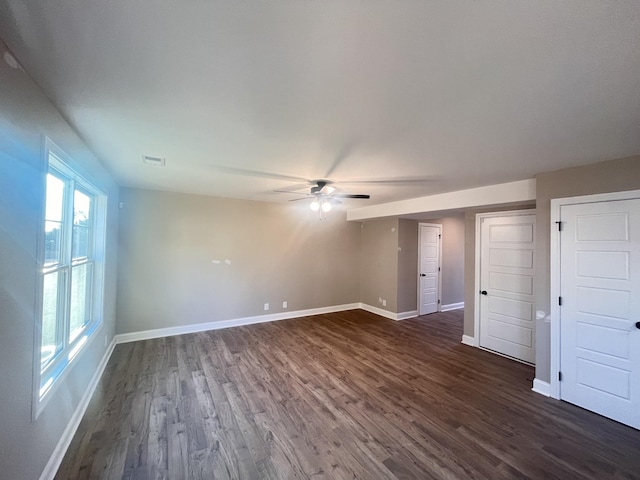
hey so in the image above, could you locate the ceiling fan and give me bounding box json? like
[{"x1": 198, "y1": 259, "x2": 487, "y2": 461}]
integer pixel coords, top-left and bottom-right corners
[
  {"x1": 207, "y1": 164, "x2": 437, "y2": 213},
  {"x1": 275, "y1": 179, "x2": 370, "y2": 212}
]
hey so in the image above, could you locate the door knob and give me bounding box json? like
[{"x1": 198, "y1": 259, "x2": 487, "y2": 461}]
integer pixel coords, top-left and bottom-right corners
[
  {"x1": 420, "y1": 274, "x2": 426, "y2": 277},
  {"x1": 480, "y1": 290, "x2": 488, "y2": 295},
  {"x1": 636, "y1": 322, "x2": 640, "y2": 329}
]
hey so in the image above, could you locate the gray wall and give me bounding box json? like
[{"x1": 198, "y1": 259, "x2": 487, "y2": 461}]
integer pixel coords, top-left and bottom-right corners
[
  {"x1": 428, "y1": 216, "x2": 465, "y2": 307},
  {"x1": 397, "y1": 219, "x2": 418, "y2": 313},
  {"x1": 0, "y1": 45, "x2": 119, "y2": 479},
  {"x1": 363, "y1": 216, "x2": 464, "y2": 315},
  {"x1": 534, "y1": 155, "x2": 640, "y2": 382},
  {"x1": 359, "y1": 218, "x2": 399, "y2": 312},
  {"x1": 116, "y1": 188, "x2": 362, "y2": 333}
]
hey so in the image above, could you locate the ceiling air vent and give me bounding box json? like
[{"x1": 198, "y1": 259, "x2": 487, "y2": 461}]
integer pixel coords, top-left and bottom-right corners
[{"x1": 142, "y1": 155, "x2": 165, "y2": 166}]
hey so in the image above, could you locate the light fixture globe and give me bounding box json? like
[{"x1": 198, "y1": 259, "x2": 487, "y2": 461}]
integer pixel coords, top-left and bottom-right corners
[
  {"x1": 309, "y1": 199, "x2": 320, "y2": 211},
  {"x1": 321, "y1": 200, "x2": 332, "y2": 212}
]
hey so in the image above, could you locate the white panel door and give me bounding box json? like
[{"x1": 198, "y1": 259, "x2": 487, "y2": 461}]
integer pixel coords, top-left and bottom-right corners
[
  {"x1": 560, "y1": 199, "x2": 640, "y2": 429},
  {"x1": 479, "y1": 214, "x2": 536, "y2": 363},
  {"x1": 419, "y1": 225, "x2": 440, "y2": 315}
]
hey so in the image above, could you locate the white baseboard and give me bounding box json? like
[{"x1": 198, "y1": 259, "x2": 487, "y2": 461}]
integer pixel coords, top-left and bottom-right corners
[
  {"x1": 359, "y1": 303, "x2": 397, "y2": 320},
  {"x1": 39, "y1": 338, "x2": 116, "y2": 480},
  {"x1": 114, "y1": 303, "x2": 361, "y2": 344},
  {"x1": 396, "y1": 310, "x2": 419, "y2": 321},
  {"x1": 532, "y1": 378, "x2": 551, "y2": 397},
  {"x1": 359, "y1": 303, "x2": 417, "y2": 321},
  {"x1": 117, "y1": 304, "x2": 419, "y2": 346},
  {"x1": 461, "y1": 334, "x2": 476, "y2": 346},
  {"x1": 441, "y1": 302, "x2": 464, "y2": 312}
]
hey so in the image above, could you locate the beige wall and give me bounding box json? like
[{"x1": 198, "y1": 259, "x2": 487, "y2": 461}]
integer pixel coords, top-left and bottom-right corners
[
  {"x1": 0, "y1": 46, "x2": 119, "y2": 479},
  {"x1": 428, "y1": 216, "x2": 465, "y2": 307},
  {"x1": 363, "y1": 216, "x2": 464, "y2": 315},
  {"x1": 359, "y1": 218, "x2": 399, "y2": 312},
  {"x1": 534, "y1": 155, "x2": 640, "y2": 382},
  {"x1": 397, "y1": 219, "x2": 418, "y2": 313},
  {"x1": 116, "y1": 188, "x2": 362, "y2": 333}
]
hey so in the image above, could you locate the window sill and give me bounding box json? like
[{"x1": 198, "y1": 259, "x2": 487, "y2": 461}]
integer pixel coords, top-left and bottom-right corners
[{"x1": 33, "y1": 323, "x2": 103, "y2": 421}]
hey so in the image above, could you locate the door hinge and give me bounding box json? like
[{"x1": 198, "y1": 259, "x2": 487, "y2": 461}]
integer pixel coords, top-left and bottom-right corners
[
  {"x1": 558, "y1": 296, "x2": 563, "y2": 306},
  {"x1": 438, "y1": 234, "x2": 442, "y2": 238},
  {"x1": 438, "y1": 267, "x2": 441, "y2": 272},
  {"x1": 438, "y1": 299, "x2": 441, "y2": 304},
  {"x1": 555, "y1": 221, "x2": 562, "y2": 231},
  {"x1": 559, "y1": 371, "x2": 563, "y2": 382}
]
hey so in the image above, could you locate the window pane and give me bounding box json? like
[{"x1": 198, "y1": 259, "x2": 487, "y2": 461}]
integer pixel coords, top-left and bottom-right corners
[
  {"x1": 45, "y1": 174, "x2": 65, "y2": 222},
  {"x1": 74, "y1": 189, "x2": 91, "y2": 225},
  {"x1": 41, "y1": 271, "x2": 61, "y2": 366},
  {"x1": 69, "y1": 263, "x2": 92, "y2": 343},
  {"x1": 72, "y1": 226, "x2": 90, "y2": 259},
  {"x1": 44, "y1": 221, "x2": 62, "y2": 265}
]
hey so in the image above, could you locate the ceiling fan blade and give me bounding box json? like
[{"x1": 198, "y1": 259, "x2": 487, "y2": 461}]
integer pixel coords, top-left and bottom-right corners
[
  {"x1": 333, "y1": 194, "x2": 371, "y2": 199},
  {"x1": 324, "y1": 140, "x2": 358, "y2": 178},
  {"x1": 274, "y1": 189, "x2": 312, "y2": 195},
  {"x1": 272, "y1": 183, "x2": 313, "y2": 193},
  {"x1": 339, "y1": 176, "x2": 437, "y2": 186},
  {"x1": 288, "y1": 197, "x2": 313, "y2": 202},
  {"x1": 210, "y1": 165, "x2": 310, "y2": 183}
]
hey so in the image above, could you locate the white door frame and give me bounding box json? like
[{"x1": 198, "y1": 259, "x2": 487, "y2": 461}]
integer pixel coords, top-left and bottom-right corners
[
  {"x1": 550, "y1": 188, "x2": 640, "y2": 400},
  {"x1": 417, "y1": 223, "x2": 442, "y2": 315},
  {"x1": 473, "y1": 209, "x2": 535, "y2": 348}
]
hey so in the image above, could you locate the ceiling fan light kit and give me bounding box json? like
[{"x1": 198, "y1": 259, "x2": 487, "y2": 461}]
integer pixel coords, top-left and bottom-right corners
[
  {"x1": 309, "y1": 198, "x2": 332, "y2": 217},
  {"x1": 277, "y1": 179, "x2": 372, "y2": 217}
]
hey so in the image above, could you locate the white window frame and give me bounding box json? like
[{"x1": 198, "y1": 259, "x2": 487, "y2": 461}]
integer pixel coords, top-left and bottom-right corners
[{"x1": 32, "y1": 138, "x2": 108, "y2": 419}]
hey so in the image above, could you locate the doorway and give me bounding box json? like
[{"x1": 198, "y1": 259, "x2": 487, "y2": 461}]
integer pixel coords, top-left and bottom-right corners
[
  {"x1": 551, "y1": 191, "x2": 640, "y2": 429},
  {"x1": 418, "y1": 223, "x2": 441, "y2": 315},
  {"x1": 476, "y1": 211, "x2": 536, "y2": 364}
]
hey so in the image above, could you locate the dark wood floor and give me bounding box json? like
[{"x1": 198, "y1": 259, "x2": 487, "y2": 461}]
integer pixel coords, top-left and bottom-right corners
[{"x1": 56, "y1": 309, "x2": 640, "y2": 479}]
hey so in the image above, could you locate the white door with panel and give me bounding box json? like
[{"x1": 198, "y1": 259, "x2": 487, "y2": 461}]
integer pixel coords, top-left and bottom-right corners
[
  {"x1": 419, "y1": 224, "x2": 441, "y2": 315},
  {"x1": 559, "y1": 199, "x2": 640, "y2": 429},
  {"x1": 479, "y1": 214, "x2": 536, "y2": 363}
]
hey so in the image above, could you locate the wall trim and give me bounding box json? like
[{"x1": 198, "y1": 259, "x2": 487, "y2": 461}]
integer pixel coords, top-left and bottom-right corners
[
  {"x1": 359, "y1": 303, "x2": 398, "y2": 321},
  {"x1": 116, "y1": 303, "x2": 421, "y2": 346},
  {"x1": 348, "y1": 179, "x2": 536, "y2": 221},
  {"x1": 461, "y1": 335, "x2": 477, "y2": 347},
  {"x1": 532, "y1": 379, "x2": 551, "y2": 397},
  {"x1": 359, "y1": 304, "x2": 419, "y2": 321},
  {"x1": 396, "y1": 310, "x2": 419, "y2": 321},
  {"x1": 114, "y1": 303, "x2": 361, "y2": 344},
  {"x1": 39, "y1": 338, "x2": 116, "y2": 480},
  {"x1": 441, "y1": 302, "x2": 464, "y2": 312}
]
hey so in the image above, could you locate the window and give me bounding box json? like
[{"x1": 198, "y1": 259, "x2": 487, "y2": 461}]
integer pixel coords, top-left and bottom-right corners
[{"x1": 36, "y1": 141, "x2": 107, "y2": 411}]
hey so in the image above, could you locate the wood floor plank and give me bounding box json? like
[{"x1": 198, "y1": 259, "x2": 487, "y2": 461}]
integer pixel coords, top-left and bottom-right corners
[{"x1": 56, "y1": 309, "x2": 640, "y2": 479}]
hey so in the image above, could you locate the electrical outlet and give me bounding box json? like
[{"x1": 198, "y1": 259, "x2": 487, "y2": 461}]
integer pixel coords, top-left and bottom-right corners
[
  {"x1": 283, "y1": 301, "x2": 287, "y2": 309},
  {"x1": 382, "y1": 299, "x2": 387, "y2": 307},
  {"x1": 264, "y1": 303, "x2": 269, "y2": 311}
]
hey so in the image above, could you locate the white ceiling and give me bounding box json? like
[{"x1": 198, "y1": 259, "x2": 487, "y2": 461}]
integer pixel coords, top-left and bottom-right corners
[{"x1": 2, "y1": 1, "x2": 640, "y2": 207}]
